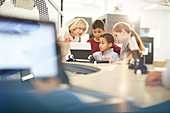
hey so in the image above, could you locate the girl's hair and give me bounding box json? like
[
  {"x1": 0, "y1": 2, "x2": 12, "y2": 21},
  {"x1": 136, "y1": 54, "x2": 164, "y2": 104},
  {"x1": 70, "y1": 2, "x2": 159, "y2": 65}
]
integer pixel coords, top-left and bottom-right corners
[
  {"x1": 112, "y1": 22, "x2": 145, "y2": 51},
  {"x1": 68, "y1": 18, "x2": 88, "y2": 37}
]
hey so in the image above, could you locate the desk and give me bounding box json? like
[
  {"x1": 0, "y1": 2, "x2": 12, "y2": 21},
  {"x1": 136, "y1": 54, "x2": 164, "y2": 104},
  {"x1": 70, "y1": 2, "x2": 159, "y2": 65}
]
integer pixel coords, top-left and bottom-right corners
[{"x1": 65, "y1": 62, "x2": 170, "y2": 108}]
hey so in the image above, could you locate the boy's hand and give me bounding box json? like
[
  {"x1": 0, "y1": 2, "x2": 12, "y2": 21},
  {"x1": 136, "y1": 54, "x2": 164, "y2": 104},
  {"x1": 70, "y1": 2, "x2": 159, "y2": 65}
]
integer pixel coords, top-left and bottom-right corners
[
  {"x1": 64, "y1": 36, "x2": 73, "y2": 42},
  {"x1": 102, "y1": 57, "x2": 110, "y2": 61}
]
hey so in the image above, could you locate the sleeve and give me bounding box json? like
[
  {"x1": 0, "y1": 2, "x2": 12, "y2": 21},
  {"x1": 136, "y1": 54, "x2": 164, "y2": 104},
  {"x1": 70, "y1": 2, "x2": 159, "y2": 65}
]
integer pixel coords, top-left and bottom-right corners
[
  {"x1": 93, "y1": 52, "x2": 101, "y2": 61},
  {"x1": 162, "y1": 63, "x2": 170, "y2": 89},
  {"x1": 112, "y1": 43, "x2": 121, "y2": 54},
  {"x1": 110, "y1": 53, "x2": 118, "y2": 62},
  {"x1": 125, "y1": 39, "x2": 130, "y2": 50},
  {"x1": 92, "y1": 52, "x2": 97, "y2": 61},
  {"x1": 56, "y1": 27, "x2": 70, "y2": 60},
  {"x1": 57, "y1": 27, "x2": 69, "y2": 40}
]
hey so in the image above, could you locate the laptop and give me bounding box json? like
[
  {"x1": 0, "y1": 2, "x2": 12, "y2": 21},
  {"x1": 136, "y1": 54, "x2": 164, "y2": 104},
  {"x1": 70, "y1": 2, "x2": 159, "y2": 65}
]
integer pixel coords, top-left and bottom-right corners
[
  {"x1": 0, "y1": 15, "x2": 68, "y2": 84},
  {"x1": 69, "y1": 42, "x2": 92, "y2": 62}
]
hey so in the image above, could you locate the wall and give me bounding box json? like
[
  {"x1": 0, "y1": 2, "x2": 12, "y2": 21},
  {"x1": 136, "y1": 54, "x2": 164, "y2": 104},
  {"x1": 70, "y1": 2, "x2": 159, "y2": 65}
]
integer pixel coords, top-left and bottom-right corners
[
  {"x1": 168, "y1": 12, "x2": 170, "y2": 60},
  {"x1": 140, "y1": 10, "x2": 169, "y2": 61},
  {"x1": 62, "y1": 2, "x2": 104, "y2": 25}
]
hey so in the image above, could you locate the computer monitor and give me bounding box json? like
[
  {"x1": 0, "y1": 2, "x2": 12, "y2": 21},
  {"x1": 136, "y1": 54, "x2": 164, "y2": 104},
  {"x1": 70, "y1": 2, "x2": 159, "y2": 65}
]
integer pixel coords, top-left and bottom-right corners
[{"x1": 0, "y1": 15, "x2": 61, "y2": 80}]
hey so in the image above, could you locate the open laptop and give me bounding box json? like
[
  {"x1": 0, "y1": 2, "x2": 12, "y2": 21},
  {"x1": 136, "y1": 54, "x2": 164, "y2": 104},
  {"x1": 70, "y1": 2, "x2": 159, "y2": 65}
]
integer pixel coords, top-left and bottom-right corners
[
  {"x1": 69, "y1": 42, "x2": 92, "y2": 62},
  {"x1": 0, "y1": 15, "x2": 68, "y2": 84}
]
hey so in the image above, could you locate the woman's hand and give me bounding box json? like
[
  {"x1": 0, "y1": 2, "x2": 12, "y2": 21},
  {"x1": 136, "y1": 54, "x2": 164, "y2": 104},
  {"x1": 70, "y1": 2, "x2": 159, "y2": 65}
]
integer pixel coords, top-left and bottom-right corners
[{"x1": 64, "y1": 36, "x2": 73, "y2": 42}]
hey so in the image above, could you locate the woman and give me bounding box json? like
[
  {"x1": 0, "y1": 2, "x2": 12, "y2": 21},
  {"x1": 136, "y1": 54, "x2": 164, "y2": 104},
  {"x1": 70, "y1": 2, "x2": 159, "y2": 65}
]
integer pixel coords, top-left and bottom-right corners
[{"x1": 57, "y1": 18, "x2": 88, "y2": 60}]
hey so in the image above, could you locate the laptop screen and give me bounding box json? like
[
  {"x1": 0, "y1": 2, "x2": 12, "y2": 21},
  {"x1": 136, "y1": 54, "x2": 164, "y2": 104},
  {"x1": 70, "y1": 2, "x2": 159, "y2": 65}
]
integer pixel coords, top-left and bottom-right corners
[
  {"x1": 70, "y1": 43, "x2": 92, "y2": 59},
  {"x1": 0, "y1": 16, "x2": 58, "y2": 79}
]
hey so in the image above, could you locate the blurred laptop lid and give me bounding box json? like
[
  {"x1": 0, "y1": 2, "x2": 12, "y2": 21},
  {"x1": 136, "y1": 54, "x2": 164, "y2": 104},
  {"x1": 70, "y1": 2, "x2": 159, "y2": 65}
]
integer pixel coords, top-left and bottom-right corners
[{"x1": 0, "y1": 15, "x2": 68, "y2": 84}]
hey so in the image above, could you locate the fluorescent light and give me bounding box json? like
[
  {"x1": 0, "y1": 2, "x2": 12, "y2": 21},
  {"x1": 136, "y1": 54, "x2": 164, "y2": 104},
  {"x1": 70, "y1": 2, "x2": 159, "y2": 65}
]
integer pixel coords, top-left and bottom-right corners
[{"x1": 144, "y1": 3, "x2": 158, "y2": 10}]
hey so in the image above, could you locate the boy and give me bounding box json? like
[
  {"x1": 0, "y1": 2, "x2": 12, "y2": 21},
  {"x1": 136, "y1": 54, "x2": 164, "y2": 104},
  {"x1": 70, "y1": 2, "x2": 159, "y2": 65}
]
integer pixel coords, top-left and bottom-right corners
[
  {"x1": 93, "y1": 33, "x2": 118, "y2": 62},
  {"x1": 87, "y1": 19, "x2": 121, "y2": 54}
]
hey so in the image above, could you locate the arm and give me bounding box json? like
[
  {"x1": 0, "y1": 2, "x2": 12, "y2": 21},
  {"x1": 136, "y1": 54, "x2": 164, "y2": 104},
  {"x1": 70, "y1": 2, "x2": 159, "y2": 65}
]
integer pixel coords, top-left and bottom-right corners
[
  {"x1": 125, "y1": 43, "x2": 143, "y2": 62},
  {"x1": 146, "y1": 62, "x2": 170, "y2": 89},
  {"x1": 120, "y1": 44, "x2": 132, "y2": 63},
  {"x1": 57, "y1": 27, "x2": 73, "y2": 43},
  {"x1": 145, "y1": 71, "x2": 162, "y2": 86},
  {"x1": 162, "y1": 63, "x2": 170, "y2": 88},
  {"x1": 92, "y1": 52, "x2": 97, "y2": 61},
  {"x1": 102, "y1": 57, "x2": 110, "y2": 61},
  {"x1": 103, "y1": 53, "x2": 118, "y2": 62}
]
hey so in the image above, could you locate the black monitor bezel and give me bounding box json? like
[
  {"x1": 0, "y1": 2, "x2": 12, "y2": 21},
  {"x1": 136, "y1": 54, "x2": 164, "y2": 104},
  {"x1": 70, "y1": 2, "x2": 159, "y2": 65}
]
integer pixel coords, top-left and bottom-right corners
[{"x1": 0, "y1": 15, "x2": 69, "y2": 84}]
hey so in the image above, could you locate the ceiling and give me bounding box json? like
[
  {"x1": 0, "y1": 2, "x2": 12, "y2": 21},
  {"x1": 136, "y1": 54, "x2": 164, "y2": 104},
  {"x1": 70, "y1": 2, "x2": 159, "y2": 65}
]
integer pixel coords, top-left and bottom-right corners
[{"x1": 63, "y1": 0, "x2": 170, "y2": 11}]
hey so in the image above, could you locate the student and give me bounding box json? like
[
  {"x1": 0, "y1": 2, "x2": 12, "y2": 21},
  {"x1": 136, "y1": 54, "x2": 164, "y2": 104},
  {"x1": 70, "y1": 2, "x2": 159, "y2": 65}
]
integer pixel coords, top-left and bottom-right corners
[
  {"x1": 146, "y1": 62, "x2": 170, "y2": 89},
  {"x1": 87, "y1": 19, "x2": 121, "y2": 54},
  {"x1": 57, "y1": 18, "x2": 88, "y2": 60},
  {"x1": 112, "y1": 22, "x2": 145, "y2": 63},
  {"x1": 93, "y1": 33, "x2": 118, "y2": 62}
]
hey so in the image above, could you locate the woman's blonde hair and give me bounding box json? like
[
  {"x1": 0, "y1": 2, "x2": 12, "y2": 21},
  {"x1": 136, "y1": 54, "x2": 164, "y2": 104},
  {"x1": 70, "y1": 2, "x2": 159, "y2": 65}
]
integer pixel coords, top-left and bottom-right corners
[
  {"x1": 112, "y1": 22, "x2": 145, "y2": 51},
  {"x1": 68, "y1": 18, "x2": 88, "y2": 37}
]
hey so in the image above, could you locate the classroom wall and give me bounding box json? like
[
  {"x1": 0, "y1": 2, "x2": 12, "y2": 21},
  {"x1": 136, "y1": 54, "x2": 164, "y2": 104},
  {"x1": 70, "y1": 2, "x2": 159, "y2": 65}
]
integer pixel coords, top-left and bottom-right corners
[
  {"x1": 140, "y1": 10, "x2": 170, "y2": 61},
  {"x1": 168, "y1": 12, "x2": 170, "y2": 60},
  {"x1": 62, "y1": 3, "x2": 101, "y2": 26}
]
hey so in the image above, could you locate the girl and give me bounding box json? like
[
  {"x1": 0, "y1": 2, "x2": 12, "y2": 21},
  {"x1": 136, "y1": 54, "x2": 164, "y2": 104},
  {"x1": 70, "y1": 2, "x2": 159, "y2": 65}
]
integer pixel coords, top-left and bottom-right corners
[
  {"x1": 57, "y1": 18, "x2": 88, "y2": 60},
  {"x1": 112, "y1": 22, "x2": 145, "y2": 63}
]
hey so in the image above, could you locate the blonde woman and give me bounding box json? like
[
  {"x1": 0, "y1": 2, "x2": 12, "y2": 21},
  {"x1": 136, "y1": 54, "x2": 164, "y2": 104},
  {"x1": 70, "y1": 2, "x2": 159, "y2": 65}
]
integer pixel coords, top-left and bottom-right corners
[
  {"x1": 112, "y1": 22, "x2": 145, "y2": 63},
  {"x1": 57, "y1": 18, "x2": 88, "y2": 60}
]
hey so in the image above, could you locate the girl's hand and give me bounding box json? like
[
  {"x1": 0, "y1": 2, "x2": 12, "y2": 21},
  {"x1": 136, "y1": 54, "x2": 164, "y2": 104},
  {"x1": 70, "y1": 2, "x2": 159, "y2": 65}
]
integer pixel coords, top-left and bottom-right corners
[
  {"x1": 64, "y1": 36, "x2": 73, "y2": 42},
  {"x1": 114, "y1": 58, "x2": 128, "y2": 64}
]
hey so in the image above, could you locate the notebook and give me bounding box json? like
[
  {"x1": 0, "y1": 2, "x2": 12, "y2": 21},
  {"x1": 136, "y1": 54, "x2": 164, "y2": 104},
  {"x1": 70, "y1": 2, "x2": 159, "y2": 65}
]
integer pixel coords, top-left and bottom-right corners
[{"x1": 0, "y1": 15, "x2": 68, "y2": 83}]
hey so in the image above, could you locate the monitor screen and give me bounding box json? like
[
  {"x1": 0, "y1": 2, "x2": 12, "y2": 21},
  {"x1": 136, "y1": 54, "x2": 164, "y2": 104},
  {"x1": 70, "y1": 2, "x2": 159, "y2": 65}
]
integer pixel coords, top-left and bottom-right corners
[{"x1": 0, "y1": 16, "x2": 58, "y2": 79}]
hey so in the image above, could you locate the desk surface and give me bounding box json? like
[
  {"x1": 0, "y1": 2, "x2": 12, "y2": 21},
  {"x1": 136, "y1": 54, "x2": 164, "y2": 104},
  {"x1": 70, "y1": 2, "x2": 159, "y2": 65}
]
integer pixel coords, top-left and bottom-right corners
[{"x1": 65, "y1": 62, "x2": 170, "y2": 108}]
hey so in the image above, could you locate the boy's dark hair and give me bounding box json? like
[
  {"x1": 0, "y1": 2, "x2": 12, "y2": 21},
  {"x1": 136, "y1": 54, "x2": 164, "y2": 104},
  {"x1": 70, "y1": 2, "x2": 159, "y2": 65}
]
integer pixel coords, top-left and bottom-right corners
[
  {"x1": 100, "y1": 33, "x2": 115, "y2": 45},
  {"x1": 92, "y1": 20, "x2": 105, "y2": 30}
]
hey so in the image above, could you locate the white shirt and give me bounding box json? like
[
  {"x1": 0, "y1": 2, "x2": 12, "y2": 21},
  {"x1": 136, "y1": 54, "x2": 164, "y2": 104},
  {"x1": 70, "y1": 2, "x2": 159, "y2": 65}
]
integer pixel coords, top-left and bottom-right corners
[
  {"x1": 93, "y1": 48, "x2": 118, "y2": 63},
  {"x1": 120, "y1": 37, "x2": 131, "y2": 60},
  {"x1": 57, "y1": 27, "x2": 79, "y2": 60}
]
